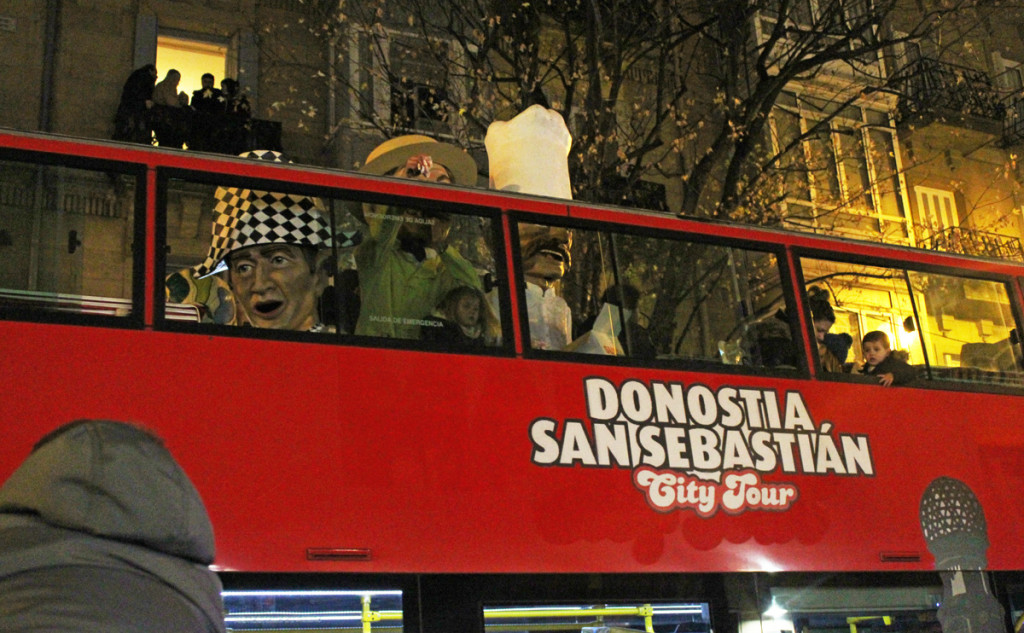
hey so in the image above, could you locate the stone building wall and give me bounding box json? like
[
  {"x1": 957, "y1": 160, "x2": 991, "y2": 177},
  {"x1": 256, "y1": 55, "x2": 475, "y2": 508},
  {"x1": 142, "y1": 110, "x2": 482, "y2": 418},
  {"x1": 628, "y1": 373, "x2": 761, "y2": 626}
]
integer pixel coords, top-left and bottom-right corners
[{"x1": 0, "y1": 1, "x2": 48, "y2": 132}]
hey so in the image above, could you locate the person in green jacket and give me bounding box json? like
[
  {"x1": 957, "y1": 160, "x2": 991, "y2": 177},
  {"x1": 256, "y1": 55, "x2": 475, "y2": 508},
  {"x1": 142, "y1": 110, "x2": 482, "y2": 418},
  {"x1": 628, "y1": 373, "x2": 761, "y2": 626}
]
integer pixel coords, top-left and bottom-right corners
[{"x1": 355, "y1": 135, "x2": 483, "y2": 339}]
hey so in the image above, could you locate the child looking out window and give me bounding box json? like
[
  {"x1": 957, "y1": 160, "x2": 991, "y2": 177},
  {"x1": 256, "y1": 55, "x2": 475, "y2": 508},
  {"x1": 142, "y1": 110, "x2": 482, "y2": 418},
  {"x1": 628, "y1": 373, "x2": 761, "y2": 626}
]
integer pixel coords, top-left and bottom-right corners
[
  {"x1": 855, "y1": 330, "x2": 917, "y2": 386},
  {"x1": 421, "y1": 285, "x2": 500, "y2": 348}
]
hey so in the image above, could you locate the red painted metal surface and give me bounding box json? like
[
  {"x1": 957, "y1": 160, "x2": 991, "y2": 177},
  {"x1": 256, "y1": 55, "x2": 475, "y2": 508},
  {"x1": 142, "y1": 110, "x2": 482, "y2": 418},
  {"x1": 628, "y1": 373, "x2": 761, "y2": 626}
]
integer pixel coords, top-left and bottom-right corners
[
  {"x1": 2, "y1": 321, "x2": 1023, "y2": 574},
  {"x1": 2, "y1": 130, "x2": 1023, "y2": 576}
]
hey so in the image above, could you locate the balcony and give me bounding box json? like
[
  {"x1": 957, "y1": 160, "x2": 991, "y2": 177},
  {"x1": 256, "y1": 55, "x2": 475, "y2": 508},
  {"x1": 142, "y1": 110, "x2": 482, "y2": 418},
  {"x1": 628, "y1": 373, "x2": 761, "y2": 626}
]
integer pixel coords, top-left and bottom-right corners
[
  {"x1": 1002, "y1": 92, "x2": 1024, "y2": 146},
  {"x1": 893, "y1": 58, "x2": 1005, "y2": 131},
  {"x1": 919, "y1": 227, "x2": 1024, "y2": 262}
]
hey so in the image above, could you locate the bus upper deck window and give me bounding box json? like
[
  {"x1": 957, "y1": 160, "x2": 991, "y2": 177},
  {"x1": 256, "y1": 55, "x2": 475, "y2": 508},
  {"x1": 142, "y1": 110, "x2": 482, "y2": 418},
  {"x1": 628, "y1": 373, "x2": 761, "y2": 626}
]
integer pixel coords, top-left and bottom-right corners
[
  {"x1": 799, "y1": 257, "x2": 1024, "y2": 389},
  {"x1": 517, "y1": 221, "x2": 795, "y2": 371},
  {"x1": 167, "y1": 167, "x2": 334, "y2": 332},
  {"x1": 905, "y1": 271, "x2": 1023, "y2": 387},
  {"x1": 166, "y1": 164, "x2": 504, "y2": 348},
  {"x1": 353, "y1": 203, "x2": 498, "y2": 344},
  {"x1": 0, "y1": 160, "x2": 137, "y2": 322}
]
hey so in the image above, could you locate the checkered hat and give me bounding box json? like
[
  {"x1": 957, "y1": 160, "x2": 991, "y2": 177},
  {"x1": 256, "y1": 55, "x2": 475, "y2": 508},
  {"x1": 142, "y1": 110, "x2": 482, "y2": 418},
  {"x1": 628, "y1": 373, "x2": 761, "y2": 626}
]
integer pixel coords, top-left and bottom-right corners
[{"x1": 194, "y1": 150, "x2": 333, "y2": 278}]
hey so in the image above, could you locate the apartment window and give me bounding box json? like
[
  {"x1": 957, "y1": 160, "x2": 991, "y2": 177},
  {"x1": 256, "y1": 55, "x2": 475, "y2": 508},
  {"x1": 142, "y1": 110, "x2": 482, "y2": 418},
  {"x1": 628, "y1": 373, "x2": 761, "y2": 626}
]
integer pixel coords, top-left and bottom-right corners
[
  {"x1": 915, "y1": 186, "x2": 958, "y2": 233},
  {"x1": 156, "y1": 35, "x2": 229, "y2": 100},
  {"x1": 994, "y1": 54, "x2": 1024, "y2": 93},
  {"x1": 349, "y1": 29, "x2": 460, "y2": 136},
  {"x1": 391, "y1": 79, "x2": 448, "y2": 131},
  {"x1": 757, "y1": 0, "x2": 878, "y2": 54},
  {"x1": 770, "y1": 91, "x2": 911, "y2": 243}
]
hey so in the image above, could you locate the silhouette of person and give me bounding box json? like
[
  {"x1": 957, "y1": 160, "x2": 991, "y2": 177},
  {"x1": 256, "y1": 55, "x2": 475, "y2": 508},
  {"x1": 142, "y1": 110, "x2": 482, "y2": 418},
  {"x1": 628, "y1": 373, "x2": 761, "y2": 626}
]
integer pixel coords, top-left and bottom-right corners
[
  {"x1": 0, "y1": 419, "x2": 226, "y2": 632},
  {"x1": 113, "y1": 64, "x2": 157, "y2": 144}
]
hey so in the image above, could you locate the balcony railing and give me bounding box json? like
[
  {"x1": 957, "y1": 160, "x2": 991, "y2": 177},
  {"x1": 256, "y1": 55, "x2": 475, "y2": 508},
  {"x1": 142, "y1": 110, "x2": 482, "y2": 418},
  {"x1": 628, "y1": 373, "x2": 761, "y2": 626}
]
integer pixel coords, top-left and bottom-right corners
[
  {"x1": 894, "y1": 57, "x2": 1005, "y2": 124},
  {"x1": 919, "y1": 227, "x2": 1024, "y2": 262},
  {"x1": 1003, "y1": 92, "x2": 1024, "y2": 146}
]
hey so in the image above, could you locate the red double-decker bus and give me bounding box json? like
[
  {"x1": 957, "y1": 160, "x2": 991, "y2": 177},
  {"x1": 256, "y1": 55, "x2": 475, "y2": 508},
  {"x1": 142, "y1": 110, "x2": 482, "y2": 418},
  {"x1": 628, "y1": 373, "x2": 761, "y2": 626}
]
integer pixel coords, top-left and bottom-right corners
[{"x1": 2, "y1": 129, "x2": 1023, "y2": 633}]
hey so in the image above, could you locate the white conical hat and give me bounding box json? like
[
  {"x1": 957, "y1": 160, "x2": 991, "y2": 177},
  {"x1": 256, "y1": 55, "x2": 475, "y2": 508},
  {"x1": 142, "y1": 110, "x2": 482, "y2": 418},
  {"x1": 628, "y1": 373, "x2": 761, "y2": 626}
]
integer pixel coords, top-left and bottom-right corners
[{"x1": 485, "y1": 105, "x2": 572, "y2": 200}]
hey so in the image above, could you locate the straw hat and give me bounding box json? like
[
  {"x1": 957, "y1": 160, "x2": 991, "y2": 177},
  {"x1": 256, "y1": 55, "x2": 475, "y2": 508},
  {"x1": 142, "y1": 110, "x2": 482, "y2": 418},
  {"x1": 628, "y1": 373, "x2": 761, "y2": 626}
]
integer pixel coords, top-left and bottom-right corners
[
  {"x1": 359, "y1": 135, "x2": 478, "y2": 186},
  {"x1": 194, "y1": 150, "x2": 333, "y2": 278}
]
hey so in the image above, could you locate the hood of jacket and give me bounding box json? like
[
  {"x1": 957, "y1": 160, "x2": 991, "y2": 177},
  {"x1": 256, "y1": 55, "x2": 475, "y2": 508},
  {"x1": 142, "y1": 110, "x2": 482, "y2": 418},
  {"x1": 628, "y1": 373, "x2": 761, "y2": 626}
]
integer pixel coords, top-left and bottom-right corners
[{"x1": 0, "y1": 420, "x2": 215, "y2": 564}]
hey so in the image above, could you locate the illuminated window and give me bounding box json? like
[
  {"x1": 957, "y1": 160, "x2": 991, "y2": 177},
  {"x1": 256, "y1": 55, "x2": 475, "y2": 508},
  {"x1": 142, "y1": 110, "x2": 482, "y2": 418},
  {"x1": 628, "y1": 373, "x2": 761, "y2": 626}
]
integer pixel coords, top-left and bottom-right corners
[
  {"x1": 770, "y1": 91, "x2": 911, "y2": 243},
  {"x1": 156, "y1": 35, "x2": 228, "y2": 100},
  {"x1": 222, "y1": 589, "x2": 404, "y2": 631},
  {"x1": 483, "y1": 601, "x2": 710, "y2": 633},
  {"x1": 915, "y1": 186, "x2": 958, "y2": 233},
  {"x1": 800, "y1": 256, "x2": 1024, "y2": 387}
]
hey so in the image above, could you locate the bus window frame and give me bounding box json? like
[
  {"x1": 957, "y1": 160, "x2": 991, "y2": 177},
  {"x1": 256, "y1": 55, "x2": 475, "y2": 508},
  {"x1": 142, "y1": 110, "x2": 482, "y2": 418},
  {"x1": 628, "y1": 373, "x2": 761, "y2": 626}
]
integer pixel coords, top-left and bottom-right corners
[
  {"x1": 508, "y1": 211, "x2": 809, "y2": 378},
  {"x1": 155, "y1": 166, "x2": 515, "y2": 357},
  {"x1": 792, "y1": 245, "x2": 1024, "y2": 395},
  {"x1": 220, "y1": 571, "x2": 422, "y2": 633},
  {"x1": 0, "y1": 146, "x2": 147, "y2": 331}
]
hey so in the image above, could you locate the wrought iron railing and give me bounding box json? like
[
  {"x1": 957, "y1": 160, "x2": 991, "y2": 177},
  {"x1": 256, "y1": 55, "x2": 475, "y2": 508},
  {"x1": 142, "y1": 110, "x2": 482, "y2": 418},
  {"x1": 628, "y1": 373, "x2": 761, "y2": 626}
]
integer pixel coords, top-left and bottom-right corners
[
  {"x1": 1002, "y1": 92, "x2": 1024, "y2": 146},
  {"x1": 893, "y1": 57, "x2": 1005, "y2": 123},
  {"x1": 920, "y1": 226, "x2": 1024, "y2": 261}
]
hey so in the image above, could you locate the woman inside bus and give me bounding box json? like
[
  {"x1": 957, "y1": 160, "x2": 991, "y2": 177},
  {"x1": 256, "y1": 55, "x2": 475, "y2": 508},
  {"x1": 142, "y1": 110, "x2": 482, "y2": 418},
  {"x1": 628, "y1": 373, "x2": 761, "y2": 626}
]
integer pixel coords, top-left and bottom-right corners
[{"x1": 808, "y1": 286, "x2": 848, "y2": 373}]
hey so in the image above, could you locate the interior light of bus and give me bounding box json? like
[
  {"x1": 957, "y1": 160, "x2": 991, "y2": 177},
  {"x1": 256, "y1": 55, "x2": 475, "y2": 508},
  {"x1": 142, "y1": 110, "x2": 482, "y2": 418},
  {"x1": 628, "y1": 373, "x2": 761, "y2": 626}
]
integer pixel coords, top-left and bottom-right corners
[
  {"x1": 764, "y1": 598, "x2": 787, "y2": 619},
  {"x1": 651, "y1": 606, "x2": 708, "y2": 615},
  {"x1": 225, "y1": 613, "x2": 362, "y2": 624},
  {"x1": 484, "y1": 604, "x2": 699, "y2": 613}
]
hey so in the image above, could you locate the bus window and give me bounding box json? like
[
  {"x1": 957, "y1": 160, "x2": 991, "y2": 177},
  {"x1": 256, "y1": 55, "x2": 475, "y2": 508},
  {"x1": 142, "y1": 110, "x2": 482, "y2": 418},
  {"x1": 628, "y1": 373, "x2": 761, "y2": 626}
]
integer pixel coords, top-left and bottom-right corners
[
  {"x1": 518, "y1": 221, "x2": 794, "y2": 369},
  {"x1": 0, "y1": 159, "x2": 137, "y2": 320},
  {"x1": 164, "y1": 176, "x2": 340, "y2": 332},
  {"x1": 482, "y1": 601, "x2": 711, "y2": 633},
  {"x1": 800, "y1": 259, "x2": 920, "y2": 372},
  {"x1": 164, "y1": 174, "x2": 504, "y2": 344},
  {"x1": 906, "y1": 271, "x2": 1023, "y2": 386},
  {"x1": 800, "y1": 256, "x2": 1024, "y2": 388},
  {"x1": 222, "y1": 588, "x2": 404, "y2": 631},
  {"x1": 355, "y1": 200, "x2": 502, "y2": 346}
]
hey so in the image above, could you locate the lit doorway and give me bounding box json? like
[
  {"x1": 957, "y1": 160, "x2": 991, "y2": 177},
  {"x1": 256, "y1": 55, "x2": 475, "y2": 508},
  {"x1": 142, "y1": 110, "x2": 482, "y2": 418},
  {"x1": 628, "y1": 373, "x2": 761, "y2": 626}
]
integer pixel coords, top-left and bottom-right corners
[{"x1": 156, "y1": 35, "x2": 228, "y2": 101}]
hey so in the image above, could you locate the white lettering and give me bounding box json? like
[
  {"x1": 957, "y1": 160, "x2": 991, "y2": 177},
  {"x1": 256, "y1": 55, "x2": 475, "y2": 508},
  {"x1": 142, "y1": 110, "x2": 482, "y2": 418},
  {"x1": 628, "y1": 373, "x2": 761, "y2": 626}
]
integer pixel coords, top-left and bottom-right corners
[
  {"x1": 652, "y1": 382, "x2": 686, "y2": 424},
  {"x1": 529, "y1": 418, "x2": 560, "y2": 465},
  {"x1": 690, "y1": 428, "x2": 721, "y2": 470},
  {"x1": 784, "y1": 392, "x2": 814, "y2": 430},
  {"x1": 687, "y1": 385, "x2": 717, "y2": 426},
  {"x1": 593, "y1": 423, "x2": 631, "y2": 467},
  {"x1": 559, "y1": 421, "x2": 595, "y2": 465},
  {"x1": 620, "y1": 379, "x2": 653, "y2": 423},
  {"x1": 585, "y1": 377, "x2": 619, "y2": 421}
]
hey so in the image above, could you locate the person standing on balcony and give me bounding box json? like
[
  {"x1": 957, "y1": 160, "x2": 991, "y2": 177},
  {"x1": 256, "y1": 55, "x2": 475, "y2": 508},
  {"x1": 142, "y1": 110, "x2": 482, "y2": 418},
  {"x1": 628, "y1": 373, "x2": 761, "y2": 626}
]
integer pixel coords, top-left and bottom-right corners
[
  {"x1": 191, "y1": 73, "x2": 225, "y2": 113},
  {"x1": 150, "y1": 69, "x2": 189, "y2": 148},
  {"x1": 112, "y1": 64, "x2": 156, "y2": 144},
  {"x1": 190, "y1": 73, "x2": 225, "y2": 151}
]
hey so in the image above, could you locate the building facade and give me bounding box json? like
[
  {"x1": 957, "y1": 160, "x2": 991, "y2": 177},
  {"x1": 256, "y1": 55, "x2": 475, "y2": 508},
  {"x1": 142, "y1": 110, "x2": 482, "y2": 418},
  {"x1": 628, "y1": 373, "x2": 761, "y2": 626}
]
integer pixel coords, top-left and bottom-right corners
[{"x1": 3, "y1": 1, "x2": 1022, "y2": 253}]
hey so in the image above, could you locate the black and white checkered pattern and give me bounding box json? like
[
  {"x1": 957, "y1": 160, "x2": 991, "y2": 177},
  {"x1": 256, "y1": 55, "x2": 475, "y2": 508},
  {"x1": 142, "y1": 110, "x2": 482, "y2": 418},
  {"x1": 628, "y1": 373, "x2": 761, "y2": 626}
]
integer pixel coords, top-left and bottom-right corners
[{"x1": 194, "y1": 151, "x2": 334, "y2": 277}]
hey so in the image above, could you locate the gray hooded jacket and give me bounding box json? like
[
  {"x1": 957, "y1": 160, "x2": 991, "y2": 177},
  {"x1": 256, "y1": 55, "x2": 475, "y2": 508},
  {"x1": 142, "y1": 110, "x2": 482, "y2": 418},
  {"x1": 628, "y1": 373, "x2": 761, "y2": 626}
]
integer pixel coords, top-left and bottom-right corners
[{"x1": 0, "y1": 420, "x2": 226, "y2": 632}]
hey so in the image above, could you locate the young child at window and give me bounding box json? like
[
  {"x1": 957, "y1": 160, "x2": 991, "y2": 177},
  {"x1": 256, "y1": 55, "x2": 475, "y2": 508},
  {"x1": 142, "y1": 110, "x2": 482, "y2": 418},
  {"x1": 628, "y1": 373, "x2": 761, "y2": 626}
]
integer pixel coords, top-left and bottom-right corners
[
  {"x1": 421, "y1": 285, "x2": 500, "y2": 348},
  {"x1": 854, "y1": 330, "x2": 917, "y2": 386}
]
